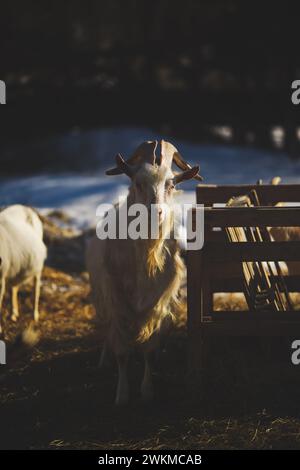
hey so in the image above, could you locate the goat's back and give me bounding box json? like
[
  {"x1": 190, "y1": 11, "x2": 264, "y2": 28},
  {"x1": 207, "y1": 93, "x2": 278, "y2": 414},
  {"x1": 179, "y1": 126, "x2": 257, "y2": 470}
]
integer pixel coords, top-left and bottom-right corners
[
  {"x1": 0, "y1": 210, "x2": 47, "y2": 283},
  {"x1": 0, "y1": 205, "x2": 43, "y2": 239}
]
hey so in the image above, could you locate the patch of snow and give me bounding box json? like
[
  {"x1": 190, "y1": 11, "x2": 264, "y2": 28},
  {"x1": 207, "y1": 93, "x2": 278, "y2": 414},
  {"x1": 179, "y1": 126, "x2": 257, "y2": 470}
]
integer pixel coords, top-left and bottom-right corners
[{"x1": 1, "y1": 127, "x2": 300, "y2": 229}]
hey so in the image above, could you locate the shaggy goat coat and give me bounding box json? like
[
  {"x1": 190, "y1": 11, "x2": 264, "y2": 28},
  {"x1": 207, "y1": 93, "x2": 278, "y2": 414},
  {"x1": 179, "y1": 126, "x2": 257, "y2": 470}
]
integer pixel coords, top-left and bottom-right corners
[
  {"x1": 87, "y1": 205, "x2": 185, "y2": 354},
  {"x1": 87, "y1": 140, "x2": 202, "y2": 404}
]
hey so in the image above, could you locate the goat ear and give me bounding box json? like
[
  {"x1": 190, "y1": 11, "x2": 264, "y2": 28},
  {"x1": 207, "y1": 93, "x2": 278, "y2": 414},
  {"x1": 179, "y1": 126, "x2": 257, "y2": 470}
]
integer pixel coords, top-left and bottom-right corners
[
  {"x1": 106, "y1": 154, "x2": 134, "y2": 178},
  {"x1": 173, "y1": 166, "x2": 202, "y2": 184}
]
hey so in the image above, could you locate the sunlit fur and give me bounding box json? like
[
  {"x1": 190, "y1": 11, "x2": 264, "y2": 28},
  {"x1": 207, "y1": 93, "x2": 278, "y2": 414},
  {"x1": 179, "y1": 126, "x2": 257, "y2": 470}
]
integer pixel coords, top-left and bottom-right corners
[
  {"x1": 86, "y1": 162, "x2": 186, "y2": 405},
  {"x1": 0, "y1": 205, "x2": 47, "y2": 333}
]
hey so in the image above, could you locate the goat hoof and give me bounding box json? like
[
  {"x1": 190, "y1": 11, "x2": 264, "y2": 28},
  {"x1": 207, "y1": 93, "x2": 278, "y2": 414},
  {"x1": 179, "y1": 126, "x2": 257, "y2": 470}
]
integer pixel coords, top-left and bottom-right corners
[{"x1": 11, "y1": 314, "x2": 19, "y2": 322}]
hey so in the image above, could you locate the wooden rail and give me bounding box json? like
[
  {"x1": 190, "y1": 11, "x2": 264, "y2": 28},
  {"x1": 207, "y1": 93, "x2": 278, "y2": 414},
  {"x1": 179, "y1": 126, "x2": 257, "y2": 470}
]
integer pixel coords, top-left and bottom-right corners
[
  {"x1": 212, "y1": 275, "x2": 300, "y2": 292},
  {"x1": 193, "y1": 206, "x2": 300, "y2": 227},
  {"x1": 205, "y1": 241, "x2": 300, "y2": 262},
  {"x1": 196, "y1": 184, "x2": 300, "y2": 206}
]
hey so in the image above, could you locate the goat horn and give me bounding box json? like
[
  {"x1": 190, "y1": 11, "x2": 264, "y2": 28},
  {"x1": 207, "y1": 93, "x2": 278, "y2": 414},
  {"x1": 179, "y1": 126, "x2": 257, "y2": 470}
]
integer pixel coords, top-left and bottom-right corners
[
  {"x1": 107, "y1": 153, "x2": 134, "y2": 178},
  {"x1": 173, "y1": 151, "x2": 203, "y2": 181},
  {"x1": 128, "y1": 140, "x2": 157, "y2": 165},
  {"x1": 106, "y1": 140, "x2": 203, "y2": 181},
  {"x1": 106, "y1": 141, "x2": 158, "y2": 176},
  {"x1": 173, "y1": 166, "x2": 201, "y2": 185},
  {"x1": 106, "y1": 166, "x2": 123, "y2": 176},
  {"x1": 160, "y1": 140, "x2": 203, "y2": 181}
]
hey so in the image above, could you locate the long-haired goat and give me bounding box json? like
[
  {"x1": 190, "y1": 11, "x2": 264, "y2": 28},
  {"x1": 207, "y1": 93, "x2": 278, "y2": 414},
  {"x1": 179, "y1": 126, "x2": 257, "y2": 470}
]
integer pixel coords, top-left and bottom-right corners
[
  {"x1": 86, "y1": 140, "x2": 202, "y2": 405},
  {"x1": 0, "y1": 205, "x2": 47, "y2": 333}
]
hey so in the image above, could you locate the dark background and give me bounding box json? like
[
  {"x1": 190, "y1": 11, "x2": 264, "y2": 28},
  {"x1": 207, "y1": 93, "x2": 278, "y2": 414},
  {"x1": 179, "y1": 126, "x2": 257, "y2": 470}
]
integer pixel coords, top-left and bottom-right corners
[{"x1": 1, "y1": 0, "x2": 300, "y2": 168}]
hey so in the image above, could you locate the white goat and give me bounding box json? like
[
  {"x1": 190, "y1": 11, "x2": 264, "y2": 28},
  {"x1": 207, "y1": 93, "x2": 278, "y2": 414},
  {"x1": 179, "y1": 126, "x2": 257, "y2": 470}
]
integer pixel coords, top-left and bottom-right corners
[
  {"x1": 86, "y1": 140, "x2": 202, "y2": 405},
  {"x1": 0, "y1": 205, "x2": 47, "y2": 332}
]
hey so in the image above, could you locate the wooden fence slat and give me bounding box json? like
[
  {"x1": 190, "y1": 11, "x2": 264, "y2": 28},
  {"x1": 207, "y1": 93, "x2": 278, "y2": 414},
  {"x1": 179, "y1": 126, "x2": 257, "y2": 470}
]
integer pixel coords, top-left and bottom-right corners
[
  {"x1": 195, "y1": 321, "x2": 300, "y2": 336},
  {"x1": 186, "y1": 249, "x2": 203, "y2": 391},
  {"x1": 210, "y1": 310, "x2": 299, "y2": 320},
  {"x1": 197, "y1": 184, "x2": 300, "y2": 205},
  {"x1": 212, "y1": 275, "x2": 300, "y2": 292},
  {"x1": 201, "y1": 206, "x2": 300, "y2": 227},
  {"x1": 205, "y1": 241, "x2": 300, "y2": 262},
  {"x1": 187, "y1": 249, "x2": 202, "y2": 331}
]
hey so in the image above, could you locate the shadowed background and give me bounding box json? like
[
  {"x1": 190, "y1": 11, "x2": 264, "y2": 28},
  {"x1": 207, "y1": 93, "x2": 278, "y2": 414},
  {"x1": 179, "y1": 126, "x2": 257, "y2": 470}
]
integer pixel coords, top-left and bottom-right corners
[
  {"x1": 2, "y1": 2, "x2": 300, "y2": 450},
  {"x1": 1, "y1": 0, "x2": 300, "y2": 223}
]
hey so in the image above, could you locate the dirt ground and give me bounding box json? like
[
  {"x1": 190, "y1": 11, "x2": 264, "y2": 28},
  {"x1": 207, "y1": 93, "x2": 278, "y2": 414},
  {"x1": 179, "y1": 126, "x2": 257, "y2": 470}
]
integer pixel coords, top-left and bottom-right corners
[{"x1": 1, "y1": 217, "x2": 300, "y2": 450}]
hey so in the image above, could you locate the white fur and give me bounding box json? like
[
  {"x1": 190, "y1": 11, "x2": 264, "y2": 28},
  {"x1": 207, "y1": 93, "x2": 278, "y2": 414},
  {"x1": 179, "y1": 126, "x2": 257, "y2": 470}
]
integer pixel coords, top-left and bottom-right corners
[{"x1": 0, "y1": 205, "x2": 47, "y2": 332}]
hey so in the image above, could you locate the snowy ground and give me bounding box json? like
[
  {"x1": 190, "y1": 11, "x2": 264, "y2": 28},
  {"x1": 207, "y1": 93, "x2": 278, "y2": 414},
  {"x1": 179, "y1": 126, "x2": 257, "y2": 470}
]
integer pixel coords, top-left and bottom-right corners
[{"x1": 1, "y1": 127, "x2": 300, "y2": 228}]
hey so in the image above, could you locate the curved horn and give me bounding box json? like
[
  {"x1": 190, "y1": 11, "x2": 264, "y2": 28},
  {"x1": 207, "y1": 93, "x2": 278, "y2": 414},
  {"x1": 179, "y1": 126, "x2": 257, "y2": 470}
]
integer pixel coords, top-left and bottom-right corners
[
  {"x1": 160, "y1": 140, "x2": 203, "y2": 181},
  {"x1": 106, "y1": 140, "x2": 203, "y2": 180},
  {"x1": 173, "y1": 166, "x2": 200, "y2": 185},
  {"x1": 173, "y1": 151, "x2": 203, "y2": 181},
  {"x1": 106, "y1": 165, "x2": 123, "y2": 176},
  {"x1": 127, "y1": 140, "x2": 157, "y2": 166},
  {"x1": 105, "y1": 141, "x2": 158, "y2": 175},
  {"x1": 106, "y1": 153, "x2": 134, "y2": 178}
]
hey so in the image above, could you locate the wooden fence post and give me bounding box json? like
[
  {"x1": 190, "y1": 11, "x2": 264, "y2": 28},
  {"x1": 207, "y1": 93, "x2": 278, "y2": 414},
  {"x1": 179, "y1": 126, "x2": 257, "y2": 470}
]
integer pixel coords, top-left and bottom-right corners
[{"x1": 187, "y1": 243, "x2": 211, "y2": 399}]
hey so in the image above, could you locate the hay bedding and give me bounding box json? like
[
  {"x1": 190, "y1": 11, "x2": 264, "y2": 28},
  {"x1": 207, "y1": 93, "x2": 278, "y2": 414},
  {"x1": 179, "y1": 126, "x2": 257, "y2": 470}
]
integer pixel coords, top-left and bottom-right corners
[{"x1": 0, "y1": 213, "x2": 300, "y2": 449}]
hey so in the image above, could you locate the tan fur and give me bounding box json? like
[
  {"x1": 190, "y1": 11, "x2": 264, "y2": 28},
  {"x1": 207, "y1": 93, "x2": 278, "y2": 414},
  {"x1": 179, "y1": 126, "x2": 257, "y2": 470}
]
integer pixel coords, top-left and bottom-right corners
[
  {"x1": 147, "y1": 238, "x2": 166, "y2": 277},
  {"x1": 86, "y1": 158, "x2": 188, "y2": 404},
  {"x1": 87, "y1": 222, "x2": 185, "y2": 350}
]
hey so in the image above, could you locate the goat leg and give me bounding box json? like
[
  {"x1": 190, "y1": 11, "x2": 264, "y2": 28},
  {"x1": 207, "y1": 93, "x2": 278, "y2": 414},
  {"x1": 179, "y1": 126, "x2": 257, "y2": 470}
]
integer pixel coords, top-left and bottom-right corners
[
  {"x1": 11, "y1": 285, "x2": 20, "y2": 322},
  {"x1": 33, "y1": 273, "x2": 41, "y2": 322},
  {"x1": 0, "y1": 276, "x2": 6, "y2": 334}
]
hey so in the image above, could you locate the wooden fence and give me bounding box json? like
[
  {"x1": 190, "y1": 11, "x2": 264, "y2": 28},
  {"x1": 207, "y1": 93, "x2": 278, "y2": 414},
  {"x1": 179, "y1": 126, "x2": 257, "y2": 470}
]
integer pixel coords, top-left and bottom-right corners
[{"x1": 187, "y1": 184, "x2": 300, "y2": 386}]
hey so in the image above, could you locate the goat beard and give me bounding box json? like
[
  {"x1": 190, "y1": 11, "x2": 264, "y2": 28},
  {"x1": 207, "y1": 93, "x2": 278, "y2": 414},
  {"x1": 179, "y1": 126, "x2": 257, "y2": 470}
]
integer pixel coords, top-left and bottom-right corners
[
  {"x1": 146, "y1": 213, "x2": 174, "y2": 277},
  {"x1": 146, "y1": 238, "x2": 166, "y2": 277},
  {"x1": 137, "y1": 252, "x2": 186, "y2": 343}
]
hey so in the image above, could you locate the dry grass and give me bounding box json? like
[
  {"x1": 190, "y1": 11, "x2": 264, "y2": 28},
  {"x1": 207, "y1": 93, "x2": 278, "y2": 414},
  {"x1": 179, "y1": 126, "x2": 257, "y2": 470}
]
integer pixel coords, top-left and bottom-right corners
[{"x1": 1, "y1": 217, "x2": 300, "y2": 449}]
